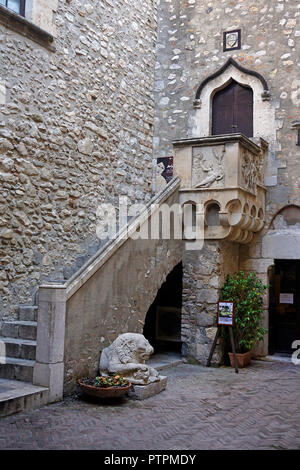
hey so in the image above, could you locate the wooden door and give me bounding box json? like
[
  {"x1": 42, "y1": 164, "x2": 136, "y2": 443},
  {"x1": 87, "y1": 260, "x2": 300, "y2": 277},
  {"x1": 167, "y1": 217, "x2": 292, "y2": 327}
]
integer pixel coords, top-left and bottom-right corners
[{"x1": 212, "y1": 80, "x2": 253, "y2": 137}]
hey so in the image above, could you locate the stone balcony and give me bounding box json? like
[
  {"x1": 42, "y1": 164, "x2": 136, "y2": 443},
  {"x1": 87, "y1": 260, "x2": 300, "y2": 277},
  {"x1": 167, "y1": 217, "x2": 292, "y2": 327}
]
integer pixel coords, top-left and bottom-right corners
[{"x1": 173, "y1": 134, "x2": 268, "y2": 244}]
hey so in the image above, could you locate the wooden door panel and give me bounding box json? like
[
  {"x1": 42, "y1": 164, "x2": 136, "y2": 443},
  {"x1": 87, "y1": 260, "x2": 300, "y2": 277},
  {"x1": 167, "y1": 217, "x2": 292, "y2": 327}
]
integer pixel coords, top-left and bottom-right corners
[
  {"x1": 234, "y1": 83, "x2": 253, "y2": 137},
  {"x1": 212, "y1": 80, "x2": 253, "y2": 137}
]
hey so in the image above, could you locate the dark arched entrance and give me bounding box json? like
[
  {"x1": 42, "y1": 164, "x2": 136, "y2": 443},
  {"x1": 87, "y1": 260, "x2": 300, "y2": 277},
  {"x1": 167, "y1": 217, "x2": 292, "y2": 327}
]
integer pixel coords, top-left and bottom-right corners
[
  {"x1": 212, "y1": 79, "x2": 253, "y2": 137},
  {"x1": 143, "y1": 262, "x2": 182, "y2": 353},
  {"x1": 269, "y1": 260, "x2": 300, "y2": 355}
]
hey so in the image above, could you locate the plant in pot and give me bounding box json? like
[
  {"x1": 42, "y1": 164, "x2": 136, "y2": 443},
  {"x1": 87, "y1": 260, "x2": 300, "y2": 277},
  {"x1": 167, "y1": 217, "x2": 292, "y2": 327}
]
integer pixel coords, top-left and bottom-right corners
[
  {"x1": 77, "y1": 374, "x2": 132, "y2": 399},
  {"x1": 220, "y1": 270, "x2": 267, "y2": 368}
]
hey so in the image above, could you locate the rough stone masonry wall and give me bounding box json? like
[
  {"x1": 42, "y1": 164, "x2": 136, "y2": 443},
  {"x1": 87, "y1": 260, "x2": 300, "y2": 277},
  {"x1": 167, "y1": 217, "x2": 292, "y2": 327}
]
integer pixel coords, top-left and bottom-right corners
[
  {"x1": 0, "y1": 0, "x2": 158, "y2": 322},
  {"x1": 182, "y1": 240, "x2": 239, "y2": 365},
  {"x1": 154, "y1": 0, "x2": 300, "y2": 208},
  {"x1": 64, "y1": 189, "x2": 183, "y2": 394},
  {"x1": 154, "y1": 0, "x2": 300, "y2": 358}
]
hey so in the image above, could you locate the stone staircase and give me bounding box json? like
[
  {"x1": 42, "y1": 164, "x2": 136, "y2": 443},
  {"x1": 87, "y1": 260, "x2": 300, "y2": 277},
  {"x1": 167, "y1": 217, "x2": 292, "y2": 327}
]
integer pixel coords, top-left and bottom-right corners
[{"x1": 0, "y1": 306, "x2": 49, "y2": 417}]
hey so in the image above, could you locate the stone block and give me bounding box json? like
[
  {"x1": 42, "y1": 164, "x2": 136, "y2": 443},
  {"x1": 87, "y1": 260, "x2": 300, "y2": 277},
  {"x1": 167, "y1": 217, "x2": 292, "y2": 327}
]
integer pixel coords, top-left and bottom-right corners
[
  {"x1": 197, "y1": 288, "x2": 219, "y2": 304},
  {"x1": 262, "y1": 232, "x2": 300, "y2": 260},
  {"x1": 196, "y1": 311, "x2": 216, "y2": 327},
  {"x1": 36, "y1": 286, "x2": 66, "y2": 364},
  {"x1": 0, "y1": 322, "x2": 18, "y2": 338},
  {"x1": 242, "y1": 258, "x2": 273, "y2": 274},
  {"x1": 33, "y1": 362, "x2": 64, "y2": 402},
  {"x1": 19, "y1": 324, "x2": 37, "y2": 340},
  {"x1": 19, "y1": 306, "x2": 38, "y2": 322},
  {"x1": 127, "y1": 376, "x2": 167, "y2": 400}
]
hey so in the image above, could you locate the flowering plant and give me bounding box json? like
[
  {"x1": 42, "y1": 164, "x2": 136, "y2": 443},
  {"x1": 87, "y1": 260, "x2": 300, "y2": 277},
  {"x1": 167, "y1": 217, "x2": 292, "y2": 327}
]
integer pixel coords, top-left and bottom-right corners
[
  {"x1": 221, "y1": 271, "x2": 267, "y2": 353},
  {"x1": 81, "y1": 374, "x2": 130, "y2": 388}
]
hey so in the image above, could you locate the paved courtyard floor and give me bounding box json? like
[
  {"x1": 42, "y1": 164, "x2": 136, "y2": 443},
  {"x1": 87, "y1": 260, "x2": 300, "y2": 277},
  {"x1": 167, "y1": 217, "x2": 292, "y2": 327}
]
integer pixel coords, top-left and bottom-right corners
[{"x1": 0, "y1": 360, "x2": 300, "y2": 450}]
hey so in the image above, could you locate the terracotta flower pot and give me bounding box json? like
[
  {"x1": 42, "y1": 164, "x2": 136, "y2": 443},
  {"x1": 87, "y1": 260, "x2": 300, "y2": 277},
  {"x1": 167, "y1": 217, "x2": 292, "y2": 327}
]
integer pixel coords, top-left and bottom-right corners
[
  {"x1": 77, "y1": 378, "x2": 132, "y2": 398},
  {"x1": 228, "y1": 350, "x2": 252, "y2": 368}
]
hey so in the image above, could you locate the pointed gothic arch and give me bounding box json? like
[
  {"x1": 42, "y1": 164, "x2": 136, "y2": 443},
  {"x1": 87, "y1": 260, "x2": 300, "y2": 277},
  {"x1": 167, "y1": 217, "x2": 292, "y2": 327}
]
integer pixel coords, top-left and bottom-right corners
[
  {"x1": 194, "y1": 58, "x2": 269, "y2": 103},
  {"x1": 189, "y1": 58, "x2": 275, "y2": 145}
]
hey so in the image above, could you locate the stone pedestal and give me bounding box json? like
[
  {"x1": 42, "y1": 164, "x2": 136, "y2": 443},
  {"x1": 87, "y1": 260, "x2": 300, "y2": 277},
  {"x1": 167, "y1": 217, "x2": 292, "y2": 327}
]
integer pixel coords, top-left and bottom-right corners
[
  {"x1": 127, "y1": 376, "x2": 167, "y2": 400},
  {"x1": 33, "y1": 285, "x2": 66, "y2": 402}
]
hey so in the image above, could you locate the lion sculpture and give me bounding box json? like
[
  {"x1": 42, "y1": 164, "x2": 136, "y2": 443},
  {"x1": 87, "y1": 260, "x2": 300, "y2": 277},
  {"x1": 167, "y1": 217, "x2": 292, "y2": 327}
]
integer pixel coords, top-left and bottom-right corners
[{"x1": 99, "y1": 333, "x2": 160, "y2": 385}]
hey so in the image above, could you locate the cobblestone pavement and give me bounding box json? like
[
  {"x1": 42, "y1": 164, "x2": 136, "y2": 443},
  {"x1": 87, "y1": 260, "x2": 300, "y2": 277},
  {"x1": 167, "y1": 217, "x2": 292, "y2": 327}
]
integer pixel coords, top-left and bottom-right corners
[{"x1": 0, "y1": 360, "x2": 300, "y2": 450}]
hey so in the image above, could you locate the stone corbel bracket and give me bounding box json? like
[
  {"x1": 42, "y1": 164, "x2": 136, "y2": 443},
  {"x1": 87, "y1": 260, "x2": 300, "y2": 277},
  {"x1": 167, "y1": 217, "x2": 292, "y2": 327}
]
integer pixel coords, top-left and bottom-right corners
[
  {"x1": 173, "y1": 134, "x2": 267, "y2": 244},
  {"x1": 180, "y1": 190, "x2": 266, "y2": 245}
]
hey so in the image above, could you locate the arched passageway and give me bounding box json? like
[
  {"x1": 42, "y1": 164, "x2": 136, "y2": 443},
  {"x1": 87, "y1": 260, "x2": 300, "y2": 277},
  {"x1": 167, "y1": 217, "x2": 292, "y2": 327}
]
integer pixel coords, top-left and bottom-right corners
[{"x1": 143, "y1": 262, "x2": 183, "y2": 353}]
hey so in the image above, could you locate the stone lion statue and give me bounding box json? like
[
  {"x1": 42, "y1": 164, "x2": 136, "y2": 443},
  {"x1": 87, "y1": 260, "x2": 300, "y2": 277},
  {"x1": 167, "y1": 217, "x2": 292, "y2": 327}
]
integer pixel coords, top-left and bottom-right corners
[{"x1": 99, "y1": 333, "x2": 160, "y2": 385}]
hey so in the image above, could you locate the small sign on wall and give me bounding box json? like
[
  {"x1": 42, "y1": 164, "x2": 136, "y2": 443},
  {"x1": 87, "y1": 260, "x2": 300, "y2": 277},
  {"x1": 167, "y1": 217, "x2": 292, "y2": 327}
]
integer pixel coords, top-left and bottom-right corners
[
  {"x1": 223, "y1": 29, "x2": 241, "y2": 52},
  {"x1": 217, "y1": 301, "x2": 234, "y2": 326},
  {"x1": 279, "y1": 293, "x2": 294, "y2": 304},
  {"x1": 157, "y1": 157, "x2": 173, "y2": 183}
]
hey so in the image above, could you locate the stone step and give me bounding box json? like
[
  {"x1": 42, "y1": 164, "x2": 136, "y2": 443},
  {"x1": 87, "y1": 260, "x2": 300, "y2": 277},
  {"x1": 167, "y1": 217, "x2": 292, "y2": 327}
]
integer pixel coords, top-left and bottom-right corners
[
  {"x1": 0, "y1": 321, "x2": 37, "y2": 340},
  {"x1": 0, "y1": 337, "x2": 36, "y2": 361},
  {"x1": 0, "y1": 378, "x2": 49, "y2": 418},
  {"x1": 0, "y1": 357, "x2": 35, "y2": 382},
  {"x1": 18, "y1": 305, "x2": 38, "y2": 322},
  {"x1": 147, "y1": 352, "x2": 184, "y2": 371}
]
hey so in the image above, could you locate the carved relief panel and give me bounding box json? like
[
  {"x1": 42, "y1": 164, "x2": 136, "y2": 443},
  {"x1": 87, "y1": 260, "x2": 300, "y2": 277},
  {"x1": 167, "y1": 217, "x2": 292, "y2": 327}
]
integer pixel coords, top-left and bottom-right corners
[
  {"x1": 240, "y1": 147, "x2": 264, "y2": 195},
  {"x1": 192, "y1": 145, "x2": 225, "y2": 188}
]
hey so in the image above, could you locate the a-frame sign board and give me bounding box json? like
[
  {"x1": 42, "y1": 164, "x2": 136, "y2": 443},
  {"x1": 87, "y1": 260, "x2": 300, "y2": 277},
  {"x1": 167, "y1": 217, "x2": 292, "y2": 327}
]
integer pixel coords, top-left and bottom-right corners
[{"x1": 206, "y1": 301, "x2": 239, "y2": 374}]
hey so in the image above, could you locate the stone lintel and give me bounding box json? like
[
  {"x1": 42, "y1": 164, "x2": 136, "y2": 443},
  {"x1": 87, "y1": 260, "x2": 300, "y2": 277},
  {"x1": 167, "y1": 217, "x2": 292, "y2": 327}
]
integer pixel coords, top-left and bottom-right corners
[{"x1": 173, "y1": 133, "x2": 261, "y2": 155}]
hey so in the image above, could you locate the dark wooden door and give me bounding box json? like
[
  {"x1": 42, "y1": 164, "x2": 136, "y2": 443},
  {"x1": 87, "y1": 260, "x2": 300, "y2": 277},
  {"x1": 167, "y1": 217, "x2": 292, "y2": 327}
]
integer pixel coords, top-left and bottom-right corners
[{"x1": 212, "y1": 80, "x2": 253, "y2": 137}]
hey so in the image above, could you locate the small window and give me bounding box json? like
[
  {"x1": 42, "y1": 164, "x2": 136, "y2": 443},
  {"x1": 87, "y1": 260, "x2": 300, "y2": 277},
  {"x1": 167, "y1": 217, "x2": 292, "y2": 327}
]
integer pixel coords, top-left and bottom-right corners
[
  {"x1": 0, "y1": 0, "x2": 25, "y2": 16},
  {"x1": 205, "y1": 203, "x2": 220, "y2": 226}
]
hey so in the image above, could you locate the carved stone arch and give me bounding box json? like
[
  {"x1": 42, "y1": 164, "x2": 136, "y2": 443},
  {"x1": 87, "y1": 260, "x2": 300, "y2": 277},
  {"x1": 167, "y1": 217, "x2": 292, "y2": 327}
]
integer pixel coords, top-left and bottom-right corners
[
  {"x1": 181, "y1": 199, "x2": 197, "y2": 233},
  {"x1": 194, "y1": 58, "x2": 269, "y2": 102},
  {"x1": 204, "y1": 200, "x2": 221, "y2": 226},
  {"x1": 189, "y1": 58, "x2": 276, "y2": 147},
  {"x1": 267, "y1": 204, "x2": 300, "y2": 231},
  {"x1": 262, "y1": 205, "x2": 300, "y2": 259}
]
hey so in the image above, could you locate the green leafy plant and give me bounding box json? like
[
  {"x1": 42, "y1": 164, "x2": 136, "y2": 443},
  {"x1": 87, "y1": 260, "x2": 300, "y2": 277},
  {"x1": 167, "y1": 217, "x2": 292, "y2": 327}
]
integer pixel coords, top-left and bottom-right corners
[{"x1": 221, "y1": 270, "x2": 267, "y2": 353}]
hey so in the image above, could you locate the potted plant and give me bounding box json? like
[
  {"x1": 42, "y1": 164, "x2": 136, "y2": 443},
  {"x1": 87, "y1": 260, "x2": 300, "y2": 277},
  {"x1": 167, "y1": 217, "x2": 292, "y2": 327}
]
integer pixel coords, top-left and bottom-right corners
[
  {"x1": 77, "y1": 374, "x2": 132, "y2": 398},
  {"x1": 220, "y1": 270, "x2": 267, "y2": 368}
]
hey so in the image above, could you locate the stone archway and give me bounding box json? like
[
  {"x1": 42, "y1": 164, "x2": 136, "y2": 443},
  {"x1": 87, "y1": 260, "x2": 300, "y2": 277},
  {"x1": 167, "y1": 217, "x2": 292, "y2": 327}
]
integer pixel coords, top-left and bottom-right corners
[
  {"x1": 262, "y1": 206, "x2": 300, "y2": 260},
  {"x1": 262, "y1": 206, "x2": 300, "y2": 355},
  {"x1": 143, "y1": 262, "x2": 183, "y2": 354}
]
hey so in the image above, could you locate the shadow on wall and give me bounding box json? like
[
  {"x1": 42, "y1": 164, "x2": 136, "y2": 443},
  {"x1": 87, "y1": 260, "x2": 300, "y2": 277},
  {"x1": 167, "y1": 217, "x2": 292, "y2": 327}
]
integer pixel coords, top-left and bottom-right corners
[{"x1": 143, "y1": 262, "x2": 183, "y2": 353}]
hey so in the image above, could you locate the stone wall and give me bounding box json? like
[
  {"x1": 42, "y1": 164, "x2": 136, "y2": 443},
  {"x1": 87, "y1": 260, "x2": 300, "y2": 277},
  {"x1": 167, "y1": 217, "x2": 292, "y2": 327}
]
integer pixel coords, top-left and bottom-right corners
[
  {"x1": 182, "y1": 240, "x2": 239, "y2": 365},
  {"x1": 154, "y1": 0, "x2": 300, "y2": 201},
  {"x1": 63, "y1": 189, "x2": 183, "y2": 394},
  {"x1": 0, "y1": 0, "x2": 158, "y2": 322},
  {"x1": 154, "y1": 0, "x2": 300, "y2": 357}
]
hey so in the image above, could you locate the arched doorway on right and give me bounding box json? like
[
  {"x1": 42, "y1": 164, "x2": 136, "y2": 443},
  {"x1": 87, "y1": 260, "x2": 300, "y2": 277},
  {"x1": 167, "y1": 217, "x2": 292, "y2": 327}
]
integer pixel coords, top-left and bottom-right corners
[
  {"x1": 264, "y1": 205, "x2": 300, "y2": 355},
  {"x1": 269, "y1": 260, "x2": 300, "y2": 355}
]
